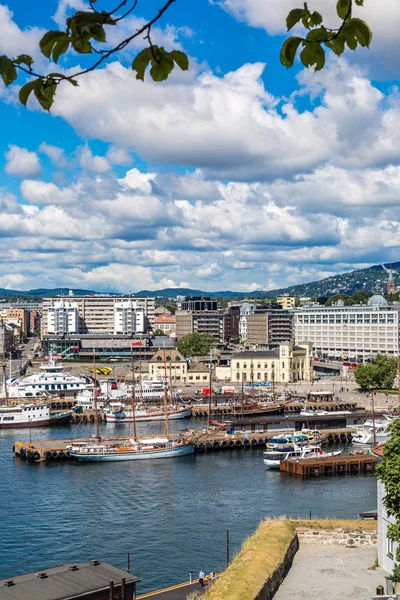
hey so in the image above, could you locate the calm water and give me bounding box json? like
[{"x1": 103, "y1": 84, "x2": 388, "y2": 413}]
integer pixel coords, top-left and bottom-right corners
[{"x1": 1, "y1": 419, "x2": 377, "y2": 593}]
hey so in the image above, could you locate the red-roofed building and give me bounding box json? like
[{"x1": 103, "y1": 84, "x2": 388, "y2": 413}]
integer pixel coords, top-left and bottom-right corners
[{"x1": 154, "y1": 313, "x2": 176, "y2": 336}]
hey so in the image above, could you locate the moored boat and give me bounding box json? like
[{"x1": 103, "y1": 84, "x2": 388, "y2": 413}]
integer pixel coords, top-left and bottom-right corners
[
  {"x1": 67, "y1": 437, "x2": 194, "y2": 461},
  {"x1": 103, "y1": 402, "x2": 192, "y2": 423},
  {"x1": 0, "y1": 403, "x2": 71, "y2": 428},
  {"x1": 263, "y1": 445, "x2": 343, "y2": 469}
]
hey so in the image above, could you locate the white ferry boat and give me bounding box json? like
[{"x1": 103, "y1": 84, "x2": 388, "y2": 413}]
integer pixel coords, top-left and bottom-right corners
[
  {"x1": 2, "y1": 356, "x2": 93, "y2": 400},
  {"x1": 101, "y1": 379, "x2": 165, "y2": 402},
  {"x1": 104, "y1": 402, "x2": 192, "y2": 423},
  {"x1": 0, "y1": 403, "x2": 72, "y2": 428},
  {"x1": 67, "y1": 437, "x2": 194, "y2": 461}
]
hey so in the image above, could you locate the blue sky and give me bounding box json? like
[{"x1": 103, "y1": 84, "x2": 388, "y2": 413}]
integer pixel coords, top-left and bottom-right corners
[{"x1": 0, "y1": 0, "x2": 399, "y2": 292}]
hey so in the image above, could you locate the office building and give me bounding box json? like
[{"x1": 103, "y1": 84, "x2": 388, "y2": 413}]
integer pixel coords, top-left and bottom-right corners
[
  {"x1": 175, "y1": 310, "x2": 224, "y2": 343},
  {"x1": 230, "y1": 341, "x2": 313, "y2": 383},
  {"x1": 294, "y1": 294, "x2": 400, "y2": 360},
  {"x1": 6, "y1": 308, "x2": 28, "y2": 336},
  {"x1": 42, "y1": 296, "x2": 155, "y2": 335},
  {"x1": 276, "y1": 295, "x2": 296, "y2": 309},
  {"x1": 114, "y1": 300, "x2": 145, "y2": 335},
  {"x1": 0, "y1": 321, "x2": 14, "y2": 354},
  {"x1": 223, "y1": 306, "x2": 240, "y2": 342},
  {"x1": 47, "y1": 301, "x2": 79, "y2": 335},
  {"x1": 246, "y1": 310, "x2": 294, "y2": 347}
]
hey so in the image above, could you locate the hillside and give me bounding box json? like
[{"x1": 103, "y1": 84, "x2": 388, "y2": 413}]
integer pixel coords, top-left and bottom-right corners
[{"x1": 0, "y1": 262, "x2": 396, "y2": 301}]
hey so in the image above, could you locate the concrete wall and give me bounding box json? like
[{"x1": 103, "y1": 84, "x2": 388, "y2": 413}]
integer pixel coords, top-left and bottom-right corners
[{"x1": 378, "y1": 480, "x2": 397, "y2": 574}]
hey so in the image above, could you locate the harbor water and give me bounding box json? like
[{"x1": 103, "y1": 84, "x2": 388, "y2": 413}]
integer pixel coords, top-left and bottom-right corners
[{"x1": 1, "y1": 419, "x2": 377, "y2": 593}]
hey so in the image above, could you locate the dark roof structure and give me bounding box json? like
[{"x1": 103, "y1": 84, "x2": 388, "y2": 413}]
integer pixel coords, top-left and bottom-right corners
[
  {"x1": 231, "y1": 351, "x2": 279, "y2": 359},
  {"x1": 0, "y1": 561, "x2": 140, "y2": 600}
]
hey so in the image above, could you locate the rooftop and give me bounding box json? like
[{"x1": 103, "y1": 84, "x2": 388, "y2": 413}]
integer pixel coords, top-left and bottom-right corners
[{"x1": 0, "y1": 561, "x2": 140, "y2": 600}]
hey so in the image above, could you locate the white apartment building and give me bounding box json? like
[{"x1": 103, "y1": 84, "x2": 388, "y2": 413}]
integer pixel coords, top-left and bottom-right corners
[
  {"x1": 47, "y1": 301, "x2": 79, "y2": 335},
  {"x1": 114, "y1": 300, "x2": 145, "y2": 335},
  {"x1": 294, "y1": 295, "x2": 399, "y2": 360},
  {"x1": 239, "y1": 302, "x2": 255, "y2": 341},
  {"x1": 42, "y1": 296, "x2": 155, "y2": 335}
]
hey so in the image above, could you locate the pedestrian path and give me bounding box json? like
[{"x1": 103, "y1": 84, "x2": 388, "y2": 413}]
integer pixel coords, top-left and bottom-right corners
[{"x1": 138, "y1": 578, "x2": 207, "y2": 599}]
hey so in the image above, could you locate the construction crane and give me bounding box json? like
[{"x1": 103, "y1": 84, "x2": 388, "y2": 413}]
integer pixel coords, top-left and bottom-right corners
[{"x1": 381, "y1": 264, "x2": 397, "y2": 294}]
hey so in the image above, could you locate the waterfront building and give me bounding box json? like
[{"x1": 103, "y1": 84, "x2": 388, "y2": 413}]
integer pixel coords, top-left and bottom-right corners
[
  {"x1": 230, "y1": 341, "x2": 313, "y2": 384},
  {"x1": 187, "y1": 361, "x2": 210, "y2": 383},
  {"x1": 114, "y1": 300, "x2": 145, "y2": 335},
  {"x1": 154, "y1": 313, "x2": 176, "y2": 336},
  {"x1": 42, "y1": 296, "x2": 155, "y2": 335},
  {"x1": 294, "y1": 294, "x2": 399, "y2": 360},
  {"x1": 149, "y1": 348, "x2": 187, "y2": 382},
  {"x1": 0, "y1": 561, "x2": 140, "y2": 600},
  {"x1": 47, "y1": 301, "x2": 79, "y2": 335},
  {"x1": 276, "y1": 295, "x2": 296, "y2": 309},
  {"x1": 175, "y1": 310, "x2": 224, "y2": 343},
  {"x1": 246, "y1": 310, "x2": 294, "y2": 347}
]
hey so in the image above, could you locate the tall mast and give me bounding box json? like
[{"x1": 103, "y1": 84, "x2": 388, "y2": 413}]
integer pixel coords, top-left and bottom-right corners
[
  {"x1": 169, "y1": 362, "x2": 174, "y2": 405},
  {"x1": 250, "y1": 359, "x2": 254, "y2": 402},
  {"x1": 208, "y1": 350, "x2": 212, "y2": 429},
  {"x1": 1, "y1": 320, "x2": 8, "y2": 406},
  {"x1": 131, "y1": 355, "x2": 137, "y2": 441},
  {"x1": 241, "y1": 371, "x2": 244, "y2": 419},
  {"x1": 371, "y1": 385, "x2": 377, "y2": 447},
  {"x1": 138, "y1": 335, "x2": 143, "y2": 405},
  {"x1": 93, "y1": 350, "x2": 100, "y2": 442},
  {"x1": 163, "y1": 347, "x2": 169, "y2": 437}
]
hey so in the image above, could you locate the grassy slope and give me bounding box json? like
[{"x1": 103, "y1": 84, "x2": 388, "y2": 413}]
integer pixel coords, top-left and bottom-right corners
[
  {"x1": 205, "y1": 519, "x2": 295, "y2": 600},
  {"x1": 291, "y1": 518, "x2": 377, "y2": 531}
]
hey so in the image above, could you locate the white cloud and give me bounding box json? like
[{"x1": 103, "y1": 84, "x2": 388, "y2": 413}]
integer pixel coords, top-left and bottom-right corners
[
  {"x1": 79, "y1": 146, "x2": 111, "y2": 173},
  {"x1": 0, "y1": 5, "x2": 43, "y2": 60},
  {"x1": 38, "y1": 143, "x2": 67, "y2": 167},
  {"x1": 106, "y1": 146, "x2": 132, "y2": 166},
  {"x1": 20, "y1": 180, "x2": 76, "y2": 205},
  {"x1": 4, "y1": 145, "x2": 42, "y2": 178},
  {"x1": 52, "y1": 59, "x2": 400, "y2": 181}
]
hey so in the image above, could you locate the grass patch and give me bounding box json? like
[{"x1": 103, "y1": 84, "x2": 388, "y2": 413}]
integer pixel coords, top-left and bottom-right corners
[
  {"x1": 291, "y1": 519, "x2": 377, "y2": 532},
  {"x1": 205, "y1": 519, "x2": 295, "y2": 600}
]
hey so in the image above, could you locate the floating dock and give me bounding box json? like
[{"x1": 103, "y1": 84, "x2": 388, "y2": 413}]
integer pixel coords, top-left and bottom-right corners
[{"x1": 280, "y1": 454, "x2": 376, "y2": 477}]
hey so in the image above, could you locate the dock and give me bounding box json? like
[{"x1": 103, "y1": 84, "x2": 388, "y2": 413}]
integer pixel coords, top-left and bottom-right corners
[
  {"x1": 13, "y1": 427, "x2": 356, "y2": 462},
  {"x1": 280, "y1": 454, "x2": 377, "y2": 477}
]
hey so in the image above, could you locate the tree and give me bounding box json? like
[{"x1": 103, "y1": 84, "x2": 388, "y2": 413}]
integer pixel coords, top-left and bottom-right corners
[
  {"x1": 175, "y1": 333, "x2": 216, "y2": 357},
  {"x1": 354, "y1": 354, "x2": 398, "y2": 390},
  {"x1": 350, "y1": 290, "x2": 370, "y2": 304},
  {"x1": 0, "y1": 0, "x2": 373, "y2": 111},
  {"x1": 324, "y1": 294, "x2": 352, "y2": 306},
  {"x1": 376, "y1": 419, "x2": 400, "y2": 579},
  {"x1": 153, "y1": 329, "x2": 166, "y2": 336}
]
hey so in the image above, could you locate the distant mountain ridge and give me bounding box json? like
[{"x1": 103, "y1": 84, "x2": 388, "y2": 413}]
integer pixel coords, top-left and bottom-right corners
[{"x1": 0, "y1": 262, "x2": 396, "y2": 300}]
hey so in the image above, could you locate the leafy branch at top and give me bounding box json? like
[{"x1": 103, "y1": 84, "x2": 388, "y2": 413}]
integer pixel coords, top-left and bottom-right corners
[
  {"x1": 0, "y1": 0, "x2": 188, "y2": 111},
  {"x1": 280, "y1": 0, "x2": 372, "y2": 71}
]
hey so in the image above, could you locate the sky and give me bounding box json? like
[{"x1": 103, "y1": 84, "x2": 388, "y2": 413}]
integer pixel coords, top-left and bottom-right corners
[{"x1": 0, "y1": 0, "x2": 399, "y2": 293}]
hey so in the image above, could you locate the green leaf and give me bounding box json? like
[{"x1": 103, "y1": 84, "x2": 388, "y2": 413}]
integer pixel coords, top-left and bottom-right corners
[
  {"x1": 18, "y1": 79, "x2": 36, "y2": 106},
  {"x1": 14, "y1": 54, "x2": 34, "y2": 67},
  {"x1": 33, "y1": 78, "x2": 57, "y2": 111},
  {"x1": 170, "y1": 50, "x2": 189, "y2": 71},
  {"x1": 150, "y1": 48, "x2": 174, "y2": 82},
  {"x1": 325, "y1": 36, "x2": 345, "y2": 55},
  {"x1": 0, "y1": 55, "x2": 17, "y2": 86},
  {"x1": 309, "y1": 11, "x2": 323, "y2": 26},
  {"x1": 52, "y1": 37, "x2": 71, "y2": 63},
  {"x1": 280, "y1": 37, "x2": 302, "y2": 68},
  {"x1": 336, "y1": 0, "x2": 351, "y2": 20},
  {"x1": 89, "y1": 24, "x2": 106, "y2": 43},
  {"x1": 346, "y1": 17, "x2": 373, "y2": 47},
  {"x1": 286, "y1": 8, "x2": 304, "y2": 31},
  {"x1": 39, "y1": 31, "x2": 65, "y2": 59},
  {"x1": 132, "y1": 47, "x2": 153, "y2": 81},
  {"x1": 312, "y1": 44, "x2": 325, "y2": 71},
  {"x1": 299, "y1": 41, "x2": 325, "y2": 70},
  {"x1": 71, "y1": 35, "x2": 92, "y2": 54},
  {"x1": 306, "y1": 27, "x2": 326, "y2": 42},
  {"x1": 355, "y1": 0, "x2": 364, "y2": 5}
]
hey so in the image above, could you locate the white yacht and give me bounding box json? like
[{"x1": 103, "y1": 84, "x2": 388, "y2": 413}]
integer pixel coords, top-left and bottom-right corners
[
  {"x1": 2, "y1": 356, "x2": 93, "y2": 400},
  {"x1": 0, "y1": 403, "x2": 71, "y2": 428},
  {"x1": 352, "y1": 422, "x2": 391, "y2": 445},
  {"x1": 263, "y1": 445, "x2": 342, "y2": 469}
]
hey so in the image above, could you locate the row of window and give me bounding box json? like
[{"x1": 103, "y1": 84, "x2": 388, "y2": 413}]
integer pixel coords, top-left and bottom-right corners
[{"x1": 297, "y1": 316, "x2": 395, "y2": 324}]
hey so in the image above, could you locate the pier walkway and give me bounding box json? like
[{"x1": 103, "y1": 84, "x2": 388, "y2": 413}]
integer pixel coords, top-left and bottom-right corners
[{"x1": 138, "y1": 578, "x2": 207, "y2": 599}]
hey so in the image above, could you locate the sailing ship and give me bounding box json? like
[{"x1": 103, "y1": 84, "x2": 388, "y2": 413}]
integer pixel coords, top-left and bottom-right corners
[
  {"x1": 68, "y1": 350, "x2": 194, "y2": 461},
  {"x1": 103, "y1": 401, "x2": 192, "y2": 423}
]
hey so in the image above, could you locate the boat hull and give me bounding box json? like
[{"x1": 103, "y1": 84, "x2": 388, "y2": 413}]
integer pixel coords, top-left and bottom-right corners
[
  {"x1": 69, "y1": 443, "x2": 194, "y2": 461},
  {"x1": 0, "y1": 412, "x2": 71, "y2": 429},
  {"x1": 104, "y1": 407, "x2": 192, "y2": 423}
]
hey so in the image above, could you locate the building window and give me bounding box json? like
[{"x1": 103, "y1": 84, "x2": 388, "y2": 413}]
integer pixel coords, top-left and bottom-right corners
[
  {"x1": 236, "y1": 373, "x2": 240, "y2": 380},
  {"x1": 282, "y1": 362, "x2": 285, "y2": 369},
  {"x1": 257, "y1": 373, "x2": 261, "y2": 380},
  {"x1": 264, "y1": 363, "x2": 267, "y2": 368},
  {"x1": 387, "y1": 537, "x2": 394, "y2": 559},
  {"x1": 282, "y1": 373, "x2": 285, "y2": 380},
  {"x1": 236, "y1": 362, "x2": 240, "y2": 369},
  {"x1": 257, "y1": 363, "x2": 261, "y2": 369},
  {"x1": 243, "y1": 363, "x2": 247, "y2": 369}
]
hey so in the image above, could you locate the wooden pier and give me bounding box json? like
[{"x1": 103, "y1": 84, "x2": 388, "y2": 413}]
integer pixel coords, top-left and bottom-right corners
[
  {"x1": 13, "y1": 427, "x2": 356, "y2": 462},
  {"x1": 280, "y1": 454, "x2": 377, "y2": 477}
]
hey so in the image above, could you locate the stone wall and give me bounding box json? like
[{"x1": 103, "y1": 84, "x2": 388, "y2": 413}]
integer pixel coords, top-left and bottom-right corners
[
  {"x1": 254, "y1": 533, "x2": 299, "y2": 600},
  {"x1": 297, "y1": 527, "x2": 377, "y2": 547}
]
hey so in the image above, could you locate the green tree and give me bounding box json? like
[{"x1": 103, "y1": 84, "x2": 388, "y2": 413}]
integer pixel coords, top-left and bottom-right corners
[
  {"x1": 350, "y1": 290, "x2": 370, "y2": 304},
  {"x1": 175, "y1": 333, "x2": 216, "y2": 357},
  {"x1": 153, "y1": 329, "x2": 166, "y2": 336},
  {"x1": 325, "y1": 293, "x2": 352, "y2": 306},
  {"x1": 0, "y1": 0, "x2": 373, "y2": 111},
  {"x1": 376, "y1": 419, "x2": 400, "y2": 580},
  {"x1": 354, "y1": 354, "x2": 398, "y2": 390}
]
